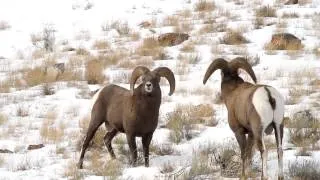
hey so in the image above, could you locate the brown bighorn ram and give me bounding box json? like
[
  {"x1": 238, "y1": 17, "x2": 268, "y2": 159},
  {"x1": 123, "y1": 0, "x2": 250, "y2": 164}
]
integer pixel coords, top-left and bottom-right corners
[
  {"x1": 203, "y1": 57, "x2": 284, "y2": 180},
  {"x1": 78, "y1": 66, "x2": 175, "y2": 168}
]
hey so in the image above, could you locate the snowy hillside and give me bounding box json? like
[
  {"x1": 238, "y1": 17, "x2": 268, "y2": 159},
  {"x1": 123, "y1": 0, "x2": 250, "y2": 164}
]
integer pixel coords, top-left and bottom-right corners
[{"x1": 0, "y1": 0, "x2": 320, "y2": 179}]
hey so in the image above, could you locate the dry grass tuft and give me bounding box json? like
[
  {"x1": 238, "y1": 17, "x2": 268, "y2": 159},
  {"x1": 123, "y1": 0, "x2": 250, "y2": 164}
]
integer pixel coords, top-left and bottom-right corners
[
  {"x1": 64, "y1": 158, "x2": 84, "y2": 180},
  {"x1": 288, "y1": 160, "x2": 320, "y2": 179},
  {"x1": 180, "y1": 42, "x2": 195, "y2": 52},
  {"x1": 221, "y1": 29, "x2": 249, "y2": 45},
  {"x1": 183, "y1": 151, "x2": 217, "y2": 179},
  {"x1": 194, "y1": 0, "x2": 215, "y2": 12},
  {"x1": 40, "y1": 112, "x2": 65, "y2": 143},
  {"x1": 162, "y1": 15, "x2": 180, "y2": 26},
  {"x1": 85, "y1": 59, "x2": 105, "y2": 84},
  {"x1": 86, "y1": 150, "x2": 123, "y2": 178},
  {"x1": 92, "y1": 40, "x2": 110, "y2": 50},
  {"x1": 135, "y1": 37, "x2": 167, "y2": 60},
  {"x1": 166, "y1": 104, "x2": 215, "y2": 143},
  {"x1": 177, "y1": 53, "x2": 201, "y2": 64},
  {"x1": 255, "y1": 5, "x2": 276, "y2": 17},
  {"x1": 76, "y1": 47, "x2": 91, "y2": 56},
  {"x1": 282, "y1": 12, "x2": 299, "y2": 18},
  {"x1": 0, "y1": 113, "x2": 8, "y2": 126}
]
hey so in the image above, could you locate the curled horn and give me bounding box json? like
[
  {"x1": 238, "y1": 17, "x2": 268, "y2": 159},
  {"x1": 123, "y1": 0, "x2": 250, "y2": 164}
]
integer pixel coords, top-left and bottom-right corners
[
  {"x1": 153, "y1": 67, "x2": 175, "y2": 96},
  {"x1": 130, "y1": 66, "x2": 150, "y2": 95},
  {"x1": 229, "y1": 57, "x2": 257, "y2": 83},
  {"x1": 203, "y1": 58, "x2": 228, "y2": 84}
]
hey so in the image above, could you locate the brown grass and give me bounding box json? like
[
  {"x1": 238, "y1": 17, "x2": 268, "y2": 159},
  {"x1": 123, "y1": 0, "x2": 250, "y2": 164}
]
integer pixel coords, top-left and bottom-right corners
[
  {"x1": 162, "y1": 15, "x2": 179, "y2": 26},
  {"x1": 255, "y1": 6, "x2": 276, "y2": 17},
  {"x1": 92, "y1": 40, "x2": 110, "y2": 50},
  {"x1": 24, "y1": 67, "x2": 46, "y2": 86},
  {"x1": 40, "y1": 112, "x2": 65, "y2": 143},
  {"x1": 221, "y1": 29, "x2": 249, "y2": 45},
  {"x1": 88, "y1": 150, "x2": 123, "y2": 177},
  {"x1": 180, "y1": 42, "x2": 195, "y2": 52},
  {"x1": 135, "y1": 37, "x2": 167, "y2": 60},
  {"x1": 0, "y1": 113, "x2": 8, "y2": 126},
  {"x1": 166, "y1": 104, "x2": 215, "y2": 143},
  {"x1": 85, "y1": 59, "x2": 105, "y2": 84},
  {"x1": 177, "y1": 53, "x2": 201, "y2": 64},
  {"x1": 64, "y1": 158, "x2": 84, "y2": 179},
  {"x1": 194, "y1": 0, "x2": 215, "y2": 12},
  {"x1": 282, "y1": 12, "x2": 299, "y2": 18}
]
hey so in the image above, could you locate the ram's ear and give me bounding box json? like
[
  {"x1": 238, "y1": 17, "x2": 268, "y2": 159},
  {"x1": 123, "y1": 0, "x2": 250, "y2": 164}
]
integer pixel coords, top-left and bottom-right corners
[
  {"x1": 130, "y1": 66, "x2": 150, "y2": 95},
  {"x1": 153, "y1": 67, "x2": 175, "y2": 96}
]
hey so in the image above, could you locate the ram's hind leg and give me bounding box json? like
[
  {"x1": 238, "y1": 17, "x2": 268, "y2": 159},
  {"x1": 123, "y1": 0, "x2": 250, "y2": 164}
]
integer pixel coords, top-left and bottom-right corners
[
  {"x1": 255, "y1": 129, "x2": 267, "y2": 180},
  {"x1": 78, "y1": 104, "x2": 104, "y2": 169},
  {"x1": 234, "y1": 128, "x2": 247, "y2": 180},
  {"x1": 104, "y1": 128, "x2": 118, "y2": 159},
  {"x1": 273, "y1": 123, "x2": 284, "y2": 180}
]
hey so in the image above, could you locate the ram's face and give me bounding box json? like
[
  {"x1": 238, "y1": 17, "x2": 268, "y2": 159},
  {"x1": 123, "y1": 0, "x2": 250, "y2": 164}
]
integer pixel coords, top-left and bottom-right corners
[{"x1": 141, "y1": 73, "x2": 160, "y2": 95}]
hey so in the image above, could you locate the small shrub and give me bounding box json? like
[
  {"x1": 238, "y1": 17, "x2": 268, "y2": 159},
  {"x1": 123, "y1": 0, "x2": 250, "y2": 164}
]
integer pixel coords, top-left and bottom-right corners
[
  {"x1": 76, "y1": 47, "x2": 90, "y2": 56},
  {"x1": 183, "y1": 153, "x2": 216, "y2": 179},
  {"x1": 282, "y1": 12, "x2": 299, "y2": 18},
  {"x1": 213, "y1": 143, "x2": 241, "y2": 178},
  {"x1": 0, "y1": 113, "x2": 8, "y2": 125},
  {"x1": 162, "y1": 15, "x2": 179, "y2": 26},
  {"x1": 40, "y1": 112, "x2": 65, "y2": 143},
  {"x1": 135, "y1": 37, "x2": 167, "y2": 60},
  {"x1": 221, "y1": 29, "x2": 249, "y2": 45},
  {"x1": 166, "y1": 104, "x2": 215, "y2": 143},
  {"x1": 16, "y1": 105, "x2": 29, "y2": 117},
  {"x1": 180, "y1": 42, "x2": 195, "y2": 52},
  {"x1": 152, "y1": 143, "x2": 174, "y2": 156},
  {"x1": 160, "y1": 162, "x2": 175, "y2": 174},
  {"x1": 288, "y1": 126, "x2": 320, "y2": 148},
  {"x1": 177, "y1": 53, "x2": 201, "y2": 64},
  {"x1": 112, "y1": 71, "x2": 130, "y2": 84},
  {"x1": 288, "y1": 160, "x2": 320, "y2": 179},
  {"x1": 255, "y1": 6, "x2": 276, "y2": 17},
  {"x1": 64, "y1": 158, "x2": 84, "y2": 180},
  {"x1": 42, "y1": 83, "x2": 55, "y2": 95},
  {"x1": 24, "y1": 67, "x2": 46, "y2": 86},
  {"x1": 254, "y1": 17, "x2": 264, "y2": 29},
  {"x1": 194, "y1": 0, "x2": 215, "y2": 12},
  {"x1": 92, "y1": 40, "x2": 110, "y2": 50},
  {"x1": 85, "y1": 59, "x2": 105, "y2": 84}
]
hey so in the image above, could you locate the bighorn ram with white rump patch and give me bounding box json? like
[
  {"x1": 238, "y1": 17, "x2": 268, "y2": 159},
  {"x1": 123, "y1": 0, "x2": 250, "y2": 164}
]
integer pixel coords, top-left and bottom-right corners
[
  {"x1": 78, "y1": 66, "x2": 175, "y2": 168},
  {"x1": 203, "y1": 57, "x2": 284, "y2": 180}
]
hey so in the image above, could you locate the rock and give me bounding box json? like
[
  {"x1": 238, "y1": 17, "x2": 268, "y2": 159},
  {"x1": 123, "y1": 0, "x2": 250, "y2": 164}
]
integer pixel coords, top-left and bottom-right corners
[
  {"x1": 158, "y1": 33, "x2": 190, "y2": 46},
  {"x1": 0, "y1": 149, "x2": 13, "y2": 153},
  {"x1": 270, "y1": 33, "x2": 301, "y2": 50},
  {"x1": 285, "y1": 0, "x2": 298, "y2": 5},
  {"x1": 27, "y1": 144, "x2": 44, "y2": 150}
]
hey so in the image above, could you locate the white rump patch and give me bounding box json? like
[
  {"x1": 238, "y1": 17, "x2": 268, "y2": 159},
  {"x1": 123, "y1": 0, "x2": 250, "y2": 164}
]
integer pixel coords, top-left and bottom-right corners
[{"x1": 252, "y1": 87, "x2": 285, "y2": 130}]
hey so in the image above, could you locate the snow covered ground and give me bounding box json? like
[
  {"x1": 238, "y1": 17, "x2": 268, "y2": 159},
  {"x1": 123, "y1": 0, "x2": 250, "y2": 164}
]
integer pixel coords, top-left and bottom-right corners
[{"x1": 0, "y1": 0, "x2": 319, "y2": 179}]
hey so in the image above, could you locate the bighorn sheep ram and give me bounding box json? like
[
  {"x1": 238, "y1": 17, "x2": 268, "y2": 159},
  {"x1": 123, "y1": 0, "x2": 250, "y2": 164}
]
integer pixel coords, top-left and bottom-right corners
[
  {"x1": 203, "y1": 57, "x2": 284, "y2": 180},
  {"x1": 78, "y1": 66, "x2": 175, "y2": 168}
]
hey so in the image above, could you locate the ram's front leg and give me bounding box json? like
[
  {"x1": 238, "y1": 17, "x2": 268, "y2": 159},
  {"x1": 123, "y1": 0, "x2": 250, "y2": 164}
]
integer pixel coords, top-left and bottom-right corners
[
  {"x1": 142, "y1": 133, "x2": 153, "y2": 167},
  {"x1": 126, "y1": 134, "x2": 137, "y2": 166}
]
